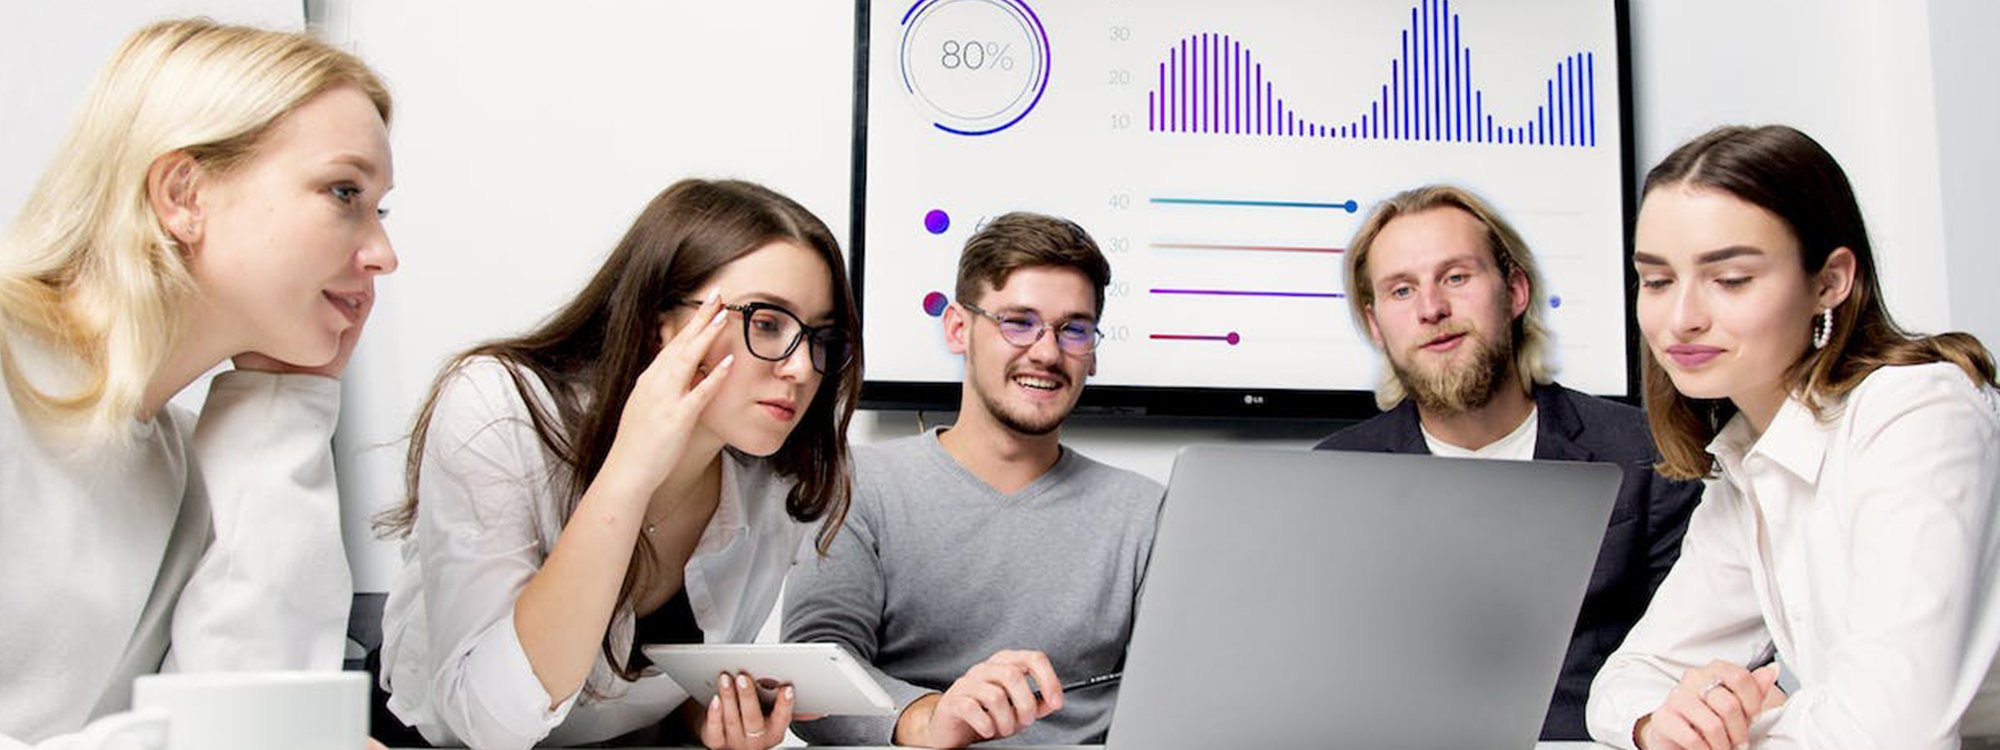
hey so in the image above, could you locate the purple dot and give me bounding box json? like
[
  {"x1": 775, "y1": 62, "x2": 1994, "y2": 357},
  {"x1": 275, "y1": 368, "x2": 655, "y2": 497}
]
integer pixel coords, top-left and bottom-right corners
[
  {"x1": 924, "y1": 209, "x2": 950, "y2": 235},
  {"x1": 922, "y1": 291, "x2": 949, "y2": 317},
  {"x1": 1225, "y1": 332, "x2": 1241, "y2": 345},
  {"x1": 1549, "y1": 295, "x2": 1563, "y2": 309}
]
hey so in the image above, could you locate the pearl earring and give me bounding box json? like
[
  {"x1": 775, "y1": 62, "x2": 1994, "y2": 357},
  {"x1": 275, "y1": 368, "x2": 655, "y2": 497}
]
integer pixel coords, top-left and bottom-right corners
[{"x1": 1812, "y1": 308, "x2": 1833, "y2": 350}]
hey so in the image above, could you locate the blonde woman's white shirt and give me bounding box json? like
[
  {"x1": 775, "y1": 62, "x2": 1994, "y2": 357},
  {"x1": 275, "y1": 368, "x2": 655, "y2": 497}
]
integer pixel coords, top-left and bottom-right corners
[
  {"x1": 379, "y1": 357, "x2": 813, "y2": 750},
  {"x1": 0, "y1": 335, "x2": 350, "y2": 749},
  {"x1": 1586, "y1": 362, "x2": 2000, "y2": 749}
]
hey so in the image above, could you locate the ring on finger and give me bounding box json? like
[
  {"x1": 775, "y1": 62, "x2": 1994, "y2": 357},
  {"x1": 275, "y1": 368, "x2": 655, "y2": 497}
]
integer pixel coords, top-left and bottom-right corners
[
  {"x1": 1698, "y1": 677, "x2": 1725, "y2": 697},
  {"x1": 745, "y1": 729, "x2": 765, "y2": 738}
]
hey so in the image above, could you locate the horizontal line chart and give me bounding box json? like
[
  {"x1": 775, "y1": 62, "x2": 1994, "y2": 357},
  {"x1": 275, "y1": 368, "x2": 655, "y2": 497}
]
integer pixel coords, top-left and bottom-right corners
[
  {"x1": 1145, "y1": 0, "x2": 1599, "y2": 146},
  {"x1": 1150, "y1": 242, "x2": 1345, "y2": 254},
  {"x1": 1151, "y1": 332, "x2": 1243, "y2": 346},
  {"x1": 1143, "y1": 193, "x2": 1351, "y2": 347},
  {"x1": 1150, "y1": 196, "x2": 1361, "y2": 211},
  {"x1": 1151, "y1": 288, "x2": 1344, "y2": 299}
]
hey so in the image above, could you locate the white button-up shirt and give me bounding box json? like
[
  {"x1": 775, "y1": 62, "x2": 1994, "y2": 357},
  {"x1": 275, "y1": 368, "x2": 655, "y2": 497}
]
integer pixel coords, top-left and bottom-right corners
[
  {"x1": 1587, "y1": 362, "x2": 2000, "y2": 749},
  {"x1": 378, "y1": 358, "x2": 812, "y2": 750}
]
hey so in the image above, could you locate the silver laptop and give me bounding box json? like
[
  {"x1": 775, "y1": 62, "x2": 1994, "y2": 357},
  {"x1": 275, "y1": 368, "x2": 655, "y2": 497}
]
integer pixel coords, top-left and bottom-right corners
[{"x1": 1105, "y1": 446, "x2": 1621, "y2": 750}]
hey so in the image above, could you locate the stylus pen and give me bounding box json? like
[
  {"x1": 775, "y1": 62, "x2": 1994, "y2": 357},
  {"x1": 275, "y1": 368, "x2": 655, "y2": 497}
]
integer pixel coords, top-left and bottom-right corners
[
  {"x1": 1748, "y1": 640, "x2": 1779, "y2": 670},
  {"x1": 1064, "y1": 671, "x2": 1122, "y2": 692},
  {"x1": 1033, "y1": 672, "x2": 1122, "y2": 699}
]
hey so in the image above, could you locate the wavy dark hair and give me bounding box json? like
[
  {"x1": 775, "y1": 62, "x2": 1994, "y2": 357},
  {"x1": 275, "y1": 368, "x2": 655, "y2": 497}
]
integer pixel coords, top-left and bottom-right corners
[
  {"x1": 1640, "y1": 125, "x2": 1994, "y2": 479},
  {"x1": 376, "y1": 178, "x2": 861, "y2": 680}
]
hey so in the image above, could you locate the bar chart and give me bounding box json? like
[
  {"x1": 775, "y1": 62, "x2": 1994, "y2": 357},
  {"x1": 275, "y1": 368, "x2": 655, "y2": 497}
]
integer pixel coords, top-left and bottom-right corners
[{"x1": 1146, "y1": 0, "x2": 1599, "y2": 147}]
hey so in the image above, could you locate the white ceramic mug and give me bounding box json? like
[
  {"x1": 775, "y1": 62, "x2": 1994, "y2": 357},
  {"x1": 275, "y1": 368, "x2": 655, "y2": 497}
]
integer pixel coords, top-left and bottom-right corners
[{"x1": 73, "y1": 671, "x2": 367, "y2": 750}]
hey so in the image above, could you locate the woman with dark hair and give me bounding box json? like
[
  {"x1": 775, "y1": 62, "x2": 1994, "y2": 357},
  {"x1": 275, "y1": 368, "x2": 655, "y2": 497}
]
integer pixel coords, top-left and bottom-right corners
[
  {"x1": 1586, "y1": 124, "x2": 2000, "y2": 750},
  {"x1": 375, "y1": 179, "x2": 861, "y2": 750}
]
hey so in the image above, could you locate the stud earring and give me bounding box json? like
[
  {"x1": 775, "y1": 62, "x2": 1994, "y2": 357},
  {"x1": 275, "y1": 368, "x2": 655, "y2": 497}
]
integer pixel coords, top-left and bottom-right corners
[{"x1": 1812, "y1": 308, "x2": 1833, "y2": 350}]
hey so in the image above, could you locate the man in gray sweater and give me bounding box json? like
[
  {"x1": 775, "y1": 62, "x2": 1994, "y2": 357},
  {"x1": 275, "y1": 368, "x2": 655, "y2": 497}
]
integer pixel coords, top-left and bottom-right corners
[{"x1": 785, "y1": 213, "x2": 1164, "y2": 747}]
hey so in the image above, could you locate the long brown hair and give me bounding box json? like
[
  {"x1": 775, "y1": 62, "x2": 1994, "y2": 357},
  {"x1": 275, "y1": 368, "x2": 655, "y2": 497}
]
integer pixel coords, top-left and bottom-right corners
[
  {"x1": 377, "y1": 179, "x2": 861, "y2": 680},
  {"x1": 1640, "y1": 125, "x2": 1995, "y2": 479}
]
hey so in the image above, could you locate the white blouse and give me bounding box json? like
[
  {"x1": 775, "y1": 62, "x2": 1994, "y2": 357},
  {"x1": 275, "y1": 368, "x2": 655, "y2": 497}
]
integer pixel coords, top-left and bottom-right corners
[
  {"x1": 1, "y1": 334, "x2": 349, "y2": 748},
  {"x1": 378, "y1": 357, "x2": 812, "y2": 750},
  {"x1": 1587, "y1": 362, "x2": 2000, "y2": 749}
]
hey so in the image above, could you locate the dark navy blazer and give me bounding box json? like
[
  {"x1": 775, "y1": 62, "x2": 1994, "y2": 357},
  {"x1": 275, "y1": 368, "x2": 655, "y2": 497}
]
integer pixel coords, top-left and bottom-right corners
[{"x1": 1314, "y1": 382, "x2": 1703, "y2": 741}]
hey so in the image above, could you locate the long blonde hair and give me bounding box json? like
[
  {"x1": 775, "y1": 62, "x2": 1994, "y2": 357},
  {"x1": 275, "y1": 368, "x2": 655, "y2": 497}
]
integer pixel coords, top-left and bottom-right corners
[
  {"x1": 1343, "y1": 184, "x2": 1557, "y2": 411},
  {"x1": 0, "y1": 18, "x2": 391, "y2": 443}
]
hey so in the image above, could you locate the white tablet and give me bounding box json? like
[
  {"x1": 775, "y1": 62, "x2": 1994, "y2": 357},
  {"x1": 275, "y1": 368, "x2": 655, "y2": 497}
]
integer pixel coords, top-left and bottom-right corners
[{"x1": 641, "y1": 643, "x2": 898, "y2": 716}]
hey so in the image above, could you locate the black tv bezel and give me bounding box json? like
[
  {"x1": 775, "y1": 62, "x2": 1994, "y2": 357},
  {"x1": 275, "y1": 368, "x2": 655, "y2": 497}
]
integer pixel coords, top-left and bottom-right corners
[{"x1": 850, "y1": 0, "x2": 1641, "y2": 418}]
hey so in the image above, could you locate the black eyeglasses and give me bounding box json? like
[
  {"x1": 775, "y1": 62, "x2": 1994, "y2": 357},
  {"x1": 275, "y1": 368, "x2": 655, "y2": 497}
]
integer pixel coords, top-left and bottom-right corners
[
  {"x1": 959, "y1": 302, "x2": 1103, "y2": 355},
  {"x1": 680, "y1": 299, "x2": 851, "y2": 375}
]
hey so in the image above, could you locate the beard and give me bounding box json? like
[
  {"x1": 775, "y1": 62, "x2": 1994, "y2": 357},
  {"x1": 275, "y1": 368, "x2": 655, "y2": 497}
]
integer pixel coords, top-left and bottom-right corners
[
  {"x1": 987, "y1": 395, "x2": 1066, "y2": 436},
  {"x1": 1390, "y1": 322, "x2": 1516, "y2": 415},
  {"x1": 969, "y1": 364, "x2": 1073, "y2": 436}
]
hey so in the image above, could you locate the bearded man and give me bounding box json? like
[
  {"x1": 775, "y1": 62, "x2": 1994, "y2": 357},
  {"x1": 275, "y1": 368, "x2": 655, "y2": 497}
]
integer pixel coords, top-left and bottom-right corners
[{"x1": 1316, "y1": 185, "x2": 1704, "y2": 741}]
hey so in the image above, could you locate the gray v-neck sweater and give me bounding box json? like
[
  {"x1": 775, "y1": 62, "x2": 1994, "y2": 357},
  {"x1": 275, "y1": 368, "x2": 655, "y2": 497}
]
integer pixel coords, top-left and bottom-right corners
[{"x1": 785, "y1": 428, "x2": 1164, "y2": 745}]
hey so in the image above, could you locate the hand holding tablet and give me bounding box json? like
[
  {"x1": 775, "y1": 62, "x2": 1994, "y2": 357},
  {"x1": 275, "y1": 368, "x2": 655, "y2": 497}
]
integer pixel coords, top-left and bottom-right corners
[{"x1": 642, "y1": 643, "x2": 898, "y2": 717}]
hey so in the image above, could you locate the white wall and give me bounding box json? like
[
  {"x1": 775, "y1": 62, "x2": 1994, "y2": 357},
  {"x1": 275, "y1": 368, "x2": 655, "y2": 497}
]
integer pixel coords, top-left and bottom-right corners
[
  {"x1": 1628, "y1": 0, "x2": 1953, "y2": 334},
  {"x1": 320, "y1": 1, "x2": 870, "y2": 587},
  {"x1": 1930, "y1": 0, "x2": 2000, "y2": 351},
  {"x1": 3, "y1": 1, "x2": 1989, "y2": 592},
  {"x1": 0, "y1": 1, "x2": 302, "y2": 229}
]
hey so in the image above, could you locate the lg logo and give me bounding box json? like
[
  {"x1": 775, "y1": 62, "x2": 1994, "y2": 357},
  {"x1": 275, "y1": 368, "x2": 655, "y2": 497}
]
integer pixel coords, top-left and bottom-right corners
[{"x1": 1242, "y1": 394, "x2": 1264, "y2": 405}]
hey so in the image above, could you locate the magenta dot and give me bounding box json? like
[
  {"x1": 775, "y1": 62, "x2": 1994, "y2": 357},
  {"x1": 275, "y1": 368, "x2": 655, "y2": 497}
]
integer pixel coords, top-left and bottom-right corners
[
  {"x1": 1225, "y1": 332, "x2": 1241, "y2": 345},
  {"x1": 924, "y1": 210, "x2": 950, "y2": 235},
  {"x1": 922, "y1": 292, "x2": 949, "y2": 317}
]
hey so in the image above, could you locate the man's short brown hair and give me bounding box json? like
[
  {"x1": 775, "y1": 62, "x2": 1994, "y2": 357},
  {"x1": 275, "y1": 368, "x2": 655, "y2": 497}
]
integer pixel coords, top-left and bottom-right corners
[{"x1": 955, "y1": 212, "x2": 1112, "y2": 316}]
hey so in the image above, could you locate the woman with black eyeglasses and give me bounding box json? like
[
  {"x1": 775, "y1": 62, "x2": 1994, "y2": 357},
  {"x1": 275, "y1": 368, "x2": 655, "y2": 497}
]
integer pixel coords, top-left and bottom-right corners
[{"x1": 373, "y1": 179, "x2": 862, "y2": 750}]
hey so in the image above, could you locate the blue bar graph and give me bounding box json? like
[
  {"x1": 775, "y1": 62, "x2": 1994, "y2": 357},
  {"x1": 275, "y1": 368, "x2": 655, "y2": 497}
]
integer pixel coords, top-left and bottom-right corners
[{"x1": 1146, "y1": 0, "x2": 1599, "y2": 147}]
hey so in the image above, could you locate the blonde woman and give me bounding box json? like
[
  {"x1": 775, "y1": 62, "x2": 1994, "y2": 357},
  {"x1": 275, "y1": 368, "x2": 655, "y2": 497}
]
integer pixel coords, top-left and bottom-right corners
[
  {"x1": 0, "y1": 20, "x2": 396, "y2": 745},
  {"x1": 1586, "y1": 124, "x2": 2000, "y2": 749}
]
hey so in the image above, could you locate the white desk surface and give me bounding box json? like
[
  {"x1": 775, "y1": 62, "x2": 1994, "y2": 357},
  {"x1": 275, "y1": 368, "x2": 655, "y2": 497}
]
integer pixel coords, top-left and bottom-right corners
[
  {"x1": 386, "y1": 744, "x2": 1608, "y2": 748},
  {"x1": 744, "y1": 748, "x2": 1616, "y2": 750},
  {"x1": 391, "y1": 744, "x2": 1615, "y2": 749},
  {"x1": 390, "y1": 744, "x2": 1608, "y2": 748}
]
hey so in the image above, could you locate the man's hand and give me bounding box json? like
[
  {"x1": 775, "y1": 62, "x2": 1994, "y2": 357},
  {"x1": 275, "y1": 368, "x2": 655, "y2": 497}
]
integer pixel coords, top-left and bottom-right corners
[{"x1": 893, "y1": 650, "x2": 1063, "y2": 748}]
